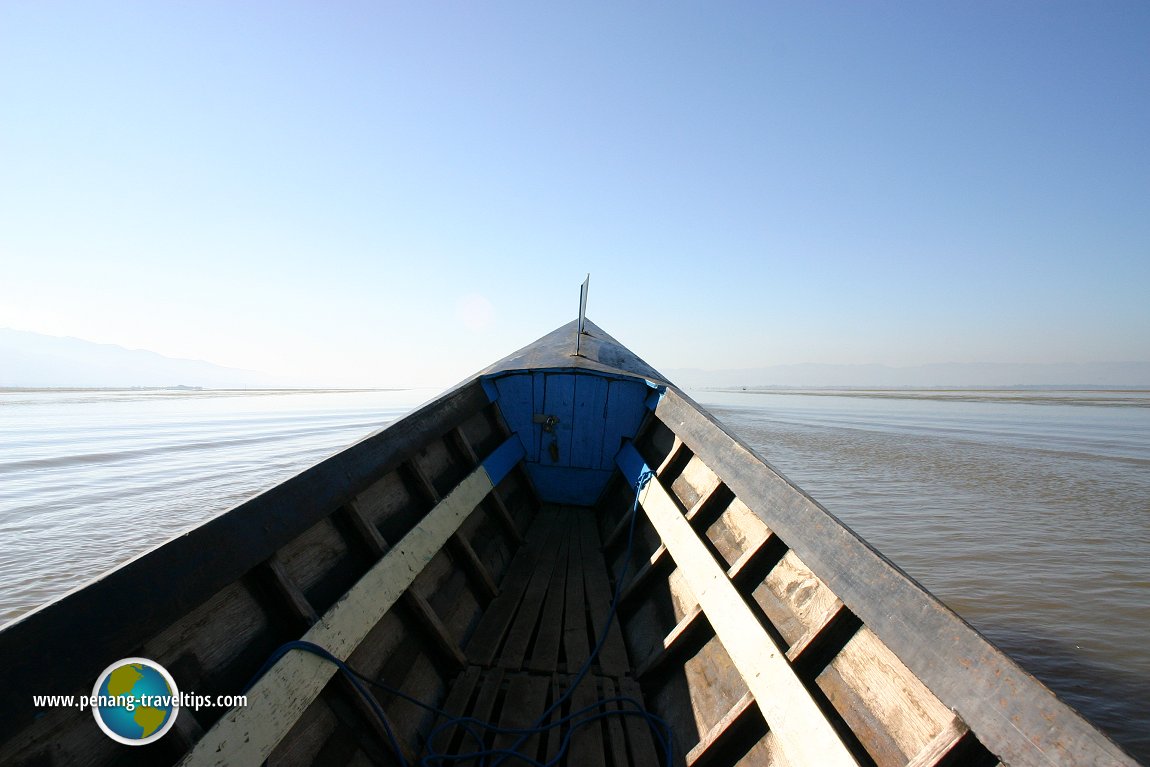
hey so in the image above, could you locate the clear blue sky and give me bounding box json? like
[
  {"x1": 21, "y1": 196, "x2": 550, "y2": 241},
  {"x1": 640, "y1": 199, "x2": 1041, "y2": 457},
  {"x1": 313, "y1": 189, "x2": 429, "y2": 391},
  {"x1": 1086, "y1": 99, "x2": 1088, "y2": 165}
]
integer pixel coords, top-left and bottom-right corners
[{"x1": 2, "y1": 3, "x2": 1147, "y2": 386}]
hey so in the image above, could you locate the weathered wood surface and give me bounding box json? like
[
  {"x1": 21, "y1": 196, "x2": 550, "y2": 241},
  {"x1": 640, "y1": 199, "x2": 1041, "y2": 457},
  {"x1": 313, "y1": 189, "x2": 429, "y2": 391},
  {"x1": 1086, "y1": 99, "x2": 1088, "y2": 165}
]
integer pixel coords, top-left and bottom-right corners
[
  {"x1": 479, "y1": 318, "x2": 670, "y2": 385},
  {"x1": 258, "y1": 547, "x2": 416, "y2": 764},
  {"x1": 654, "y1": 388, "x2": 1139, "y2": 767},
  {"x1": 342, "y1": 501, "x2": 468, "y2": 670},
  {"x1": 179, "y1": 448, "x2": 505, "y2": 766},
  {"x1": 429, "y1": 505, "x2": 664, "y2": 765},
  {"x1": 635, "y1": 530, "x2": 786, "y2": 682},
  {"x1": 0, "y1": 380, "x2": 490, "y2": 743},
  {"x1": 466, "y1": 507, "x2": 627, "y2": 676},
  {"x1": 434, "y1": 669, "x2": 663, "y2": 767},
  {"x1": 629, "y1": 456, "x2": 860, "y2": 767},
  {"x1": 685, "y1": 690, "x2": 762, "y2": 767},
  {"x1": 467, "y1": 509, "x2": 566, "y2": 667},
  {"x1": 449, "y1": 426, "x2": 525, "y2": 544},
  {"x1": 1, "y1": 318, "x2": 1137, "y2": 767}
]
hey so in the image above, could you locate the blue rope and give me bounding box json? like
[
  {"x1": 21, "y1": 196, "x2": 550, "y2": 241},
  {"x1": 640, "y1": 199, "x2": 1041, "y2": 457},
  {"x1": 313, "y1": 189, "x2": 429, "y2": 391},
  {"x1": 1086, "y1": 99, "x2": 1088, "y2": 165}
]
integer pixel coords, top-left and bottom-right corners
[
  {"x1": 243, "y1": 639, "x2": 410, "y2": 766},
  {"x1": 243, "y1": 464, "x2": 671, "y2": 767}
]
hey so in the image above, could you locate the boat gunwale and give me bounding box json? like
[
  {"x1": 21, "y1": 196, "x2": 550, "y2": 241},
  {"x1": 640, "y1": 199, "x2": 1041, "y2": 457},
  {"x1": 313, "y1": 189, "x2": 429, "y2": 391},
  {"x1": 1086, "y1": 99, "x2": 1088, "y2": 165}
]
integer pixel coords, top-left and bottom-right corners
[
  {"x1": 652, "y1": 385, "x2": 1138, "y2": 766},
  {"x1": 0, "y1": 318, "x2": 1138, "y2": 766},
  {"x1": 0, "y1": 378, "x2": 492, "y2": 742}
]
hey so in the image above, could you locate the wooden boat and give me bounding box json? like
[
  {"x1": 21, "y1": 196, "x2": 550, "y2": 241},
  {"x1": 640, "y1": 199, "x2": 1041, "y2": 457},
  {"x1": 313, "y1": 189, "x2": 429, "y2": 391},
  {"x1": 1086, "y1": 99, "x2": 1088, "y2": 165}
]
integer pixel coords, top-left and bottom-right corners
[{"x1": 0, "y1": 317, "x2": 1138, "y2": 767}]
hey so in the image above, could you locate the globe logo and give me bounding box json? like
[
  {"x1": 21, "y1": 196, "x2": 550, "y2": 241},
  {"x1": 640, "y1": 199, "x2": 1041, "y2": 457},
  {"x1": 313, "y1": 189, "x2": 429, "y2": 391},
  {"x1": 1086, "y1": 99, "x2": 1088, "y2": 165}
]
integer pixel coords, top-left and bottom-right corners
[{"x1": 91, "y1": 658, "x2": 180, "y2": 745}]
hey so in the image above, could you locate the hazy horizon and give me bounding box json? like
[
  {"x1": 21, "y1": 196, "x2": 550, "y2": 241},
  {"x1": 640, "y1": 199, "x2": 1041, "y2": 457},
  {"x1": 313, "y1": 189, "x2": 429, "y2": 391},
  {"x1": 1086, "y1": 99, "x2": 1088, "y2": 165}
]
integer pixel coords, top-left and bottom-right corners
[{"x1": 4, "y1": 326, "x2": 1148, "y2": 391}]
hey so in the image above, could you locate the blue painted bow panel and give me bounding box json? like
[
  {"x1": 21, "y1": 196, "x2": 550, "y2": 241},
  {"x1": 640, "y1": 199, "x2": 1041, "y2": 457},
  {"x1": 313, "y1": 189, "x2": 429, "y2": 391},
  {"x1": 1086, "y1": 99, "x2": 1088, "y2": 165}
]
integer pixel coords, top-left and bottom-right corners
[{"x1": 481, "y1": 370, "x2": 653, "y2": 506}]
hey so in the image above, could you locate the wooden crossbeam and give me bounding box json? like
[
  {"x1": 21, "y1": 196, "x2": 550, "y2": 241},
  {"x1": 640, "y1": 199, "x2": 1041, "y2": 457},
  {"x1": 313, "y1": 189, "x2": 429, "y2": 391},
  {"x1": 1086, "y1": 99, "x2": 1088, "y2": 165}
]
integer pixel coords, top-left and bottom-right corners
[
  {"x1": 340, "y1": 501, "x2": 468, "y2": 671},
  {"x1": 636, "y1": 532, "x2": 786, "y2": 680},
  {"x1": 635, "y1": 599, "x2": 712, "y2": 681},
  {"x1": 259, "y1": 553, "x2": 319, "y2": 625},
  {"x1": 619, "y1": 480, "x2": 727, "y2": 607},
  {"x1": 685, "y1": 690, "x2": 762, "y2": 767},
  {"x1": 602, "y1": 437, "x2": 686, "y2": 552},
  {"x1": 785, "y1": 599, "x2": 847, "y2": 664},
  {"x1": 404, "y1": 456, "x2": 500, "y2": 601},
  {"x1": 180, "y1": 440, "x2": 520, "y2": 767},
  {"x1": 905, "y1": 716, "x2": 971, "y2": 767},
  {"x1": 600, "y1": 487, "x2": 639, "y2": 553},
  {"x1": 254, "y1": 552, "x2": 415, "y2": 765},
  {"x1": 448, "y1": 426, "x2": 525, "y2": 545},
  {"x1": 618, "y1": 443, "x2": 859, "y2": 767}
]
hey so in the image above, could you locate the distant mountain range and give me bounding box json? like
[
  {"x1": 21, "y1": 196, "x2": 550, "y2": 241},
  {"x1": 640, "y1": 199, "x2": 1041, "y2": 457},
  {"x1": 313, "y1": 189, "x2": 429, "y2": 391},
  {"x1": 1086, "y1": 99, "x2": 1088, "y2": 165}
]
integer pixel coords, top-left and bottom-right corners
[
  {"x1": 0, "y1": 329, "x2": 286, "y2": 388},
  {"x1": 4, "y1": 328, "x2": 1147, "y2": 390},
  {"x1": 665, "y1": 361, "x2": 1150, "y2": 389}
]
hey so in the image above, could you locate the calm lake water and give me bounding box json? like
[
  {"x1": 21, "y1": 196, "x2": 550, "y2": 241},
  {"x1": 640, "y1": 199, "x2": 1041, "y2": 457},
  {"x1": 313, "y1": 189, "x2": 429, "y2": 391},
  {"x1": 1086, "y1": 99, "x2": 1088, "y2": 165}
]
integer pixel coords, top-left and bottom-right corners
[
  {"x1": 694, "y1": 388, "x2": 1150, "y2": 763},
  {"x1": 0, "y1": 389, "x2": 429, "y2": 622},
  {"x1": 1, "y1": 386, "x2": 1147, "y2": 760}
]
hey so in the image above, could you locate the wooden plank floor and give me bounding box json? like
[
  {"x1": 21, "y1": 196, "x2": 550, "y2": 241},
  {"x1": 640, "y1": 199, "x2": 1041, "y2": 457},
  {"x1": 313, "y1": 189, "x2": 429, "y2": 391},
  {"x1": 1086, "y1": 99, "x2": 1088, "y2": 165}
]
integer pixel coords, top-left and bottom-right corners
[{"x1": 434, "y1": 506, "x2": 662, "y2": 765}]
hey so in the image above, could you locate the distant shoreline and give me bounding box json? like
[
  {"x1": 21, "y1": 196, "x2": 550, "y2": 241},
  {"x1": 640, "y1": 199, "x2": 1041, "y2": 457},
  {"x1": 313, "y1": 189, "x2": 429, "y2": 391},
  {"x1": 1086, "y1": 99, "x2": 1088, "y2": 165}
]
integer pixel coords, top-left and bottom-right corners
[
  {"x1": 699, "y1": 385, "x2": 1150, "y2": 393},
  {"x1": 694, "y1": 387, "x2": 1150, "y2": 408}
]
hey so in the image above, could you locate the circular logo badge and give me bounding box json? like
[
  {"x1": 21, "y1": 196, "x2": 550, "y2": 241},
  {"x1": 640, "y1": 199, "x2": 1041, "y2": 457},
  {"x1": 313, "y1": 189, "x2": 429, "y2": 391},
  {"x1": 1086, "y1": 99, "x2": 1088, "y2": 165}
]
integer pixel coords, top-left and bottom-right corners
[{"x1": 90, "y1": 658, "x2": 180, "y2": 745}]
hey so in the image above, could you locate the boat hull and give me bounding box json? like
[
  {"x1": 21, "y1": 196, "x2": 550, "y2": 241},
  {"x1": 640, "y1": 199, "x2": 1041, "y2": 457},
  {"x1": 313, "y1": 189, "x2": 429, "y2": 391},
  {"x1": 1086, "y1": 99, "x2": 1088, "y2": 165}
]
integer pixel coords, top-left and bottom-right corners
[{"x1": 0, "y1": 320, "x2": 1137, "y2": 766}]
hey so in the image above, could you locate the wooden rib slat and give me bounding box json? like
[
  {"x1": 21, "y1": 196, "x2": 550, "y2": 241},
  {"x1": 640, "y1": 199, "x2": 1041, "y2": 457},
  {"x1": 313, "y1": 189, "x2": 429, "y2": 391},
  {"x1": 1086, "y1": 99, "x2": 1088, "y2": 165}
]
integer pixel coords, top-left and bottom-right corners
[
  {"x1": 905, "y1": 716, "x2": 970, "y2": 767},
  {"x1": 405, "y1": 456, "x2": 500, "y2": 602},
  {"x1": 493, "y1": 674, "x2": 550, "y2": 762},
  {"x1": 180, "y1": 456, "x2": 500, "y2": 767},
  {"x1": 685, "y1": 690, "x2": 761, "y2": 767},
  {"x1": 600, "y1": 678, "x2": 631, "y2": 767},
  {"x1": 785, "y1": 599, "x2": 847, "y2": 663},
  {"x1": 429, "y1": 666, "x2": 482, "y2": 757},
  {"x1": 569, "y1": 676, "x2": 606, "y2": 767},
  {"x1": 498, "y1": 520, "x2": 565, "y2": 669},
  {"x1": 525, "y1": 525, "x2": 572, "y2": 673},
  {"x1": 618, "y1": 542, "x2": 671, "y2": 606},
  {"x1": 602, "y1": 438, "x2": 686, "y2": 552},
  {"x1": 562, "y1": 517, "x2": 591, "y2": 669},
  {"x1": 450, "y1": 426, "x2": 525, "y2": 545},
  {"x1": 620, "y1": 480, "x2": 726, "y2": 608},
  {"x1": 636, "y1": 601, "x2": 710, "y2": 681},
  {"x1": 256, "y1": 546, "x2": 414, "y2": 765},
  {"x1": 259, "y1": 553, "x2": 319, "y2": 625},
  {"x1": 619, "y1": 678, "x2": 662, "y2": 767},
  {"x1": 343, "y1": 501, "x2": 467, "y2": 671},
  {"x1": 601, "y1": 493, "x2": 639, "y2": 553},
  {"x1": 654, "y1": 436, "x2": 686, "y2": 475},
  {"x1": 447, "y1": 533, "x2": 500, "y2": 602},
  {"x1": 637, "y1": 531, "x2": 783, "y2": 680},
  {"x1": 634, "y1": 470, "x2": 859, "y2": 767},
  {"x1": 577, "y1": 513, "x2": 630, "y2": 676},
  {"x1": 466, "y1": 509, "x2": 564, "y2": 666}
]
